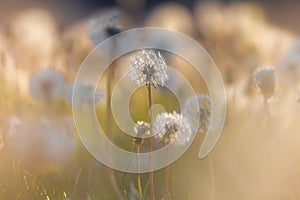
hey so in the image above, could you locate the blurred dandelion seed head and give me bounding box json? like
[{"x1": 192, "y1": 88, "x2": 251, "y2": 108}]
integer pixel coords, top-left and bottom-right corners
[
  {"x1": 65, "y1": 83, "x2": 104, "y2": 107},
  {"x1": 153, "y1": 111, "x2": 192, "y2": 146},
  {"x1": 29, "y1": 68, "x2": 65, "y2": 101},
  {"x1": 183, "y1": 95, "x2": 212, "y2": 134},
  {"x1": 129, "y1": 49, "x2": 168, "y2": 88},
  {"x1": 275, "y1": 39, "x2": 300, "y2": 89},
  {"x1": 88, "y1": 9, "x2": 123, "y2": 46},
  {"x1": 145, "y1": 2, "x2": 194, "y2": 35},
  {"x1": 4, "y1": 116, "x2": 76, "y2": 164},
  {"x1": 253, "y1": 67, "x2": 278, "y2": 99}
]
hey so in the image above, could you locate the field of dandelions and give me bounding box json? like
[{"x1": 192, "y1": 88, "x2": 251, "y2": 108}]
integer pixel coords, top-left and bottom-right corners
[{"x1": 1, "y1": 1, "x2": 300, "y2": 200}]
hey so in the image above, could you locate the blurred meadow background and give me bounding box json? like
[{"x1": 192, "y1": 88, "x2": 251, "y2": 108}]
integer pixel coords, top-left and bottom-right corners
[{"x1": 1, "y1": 0, "x2": 300, "y2": 199}]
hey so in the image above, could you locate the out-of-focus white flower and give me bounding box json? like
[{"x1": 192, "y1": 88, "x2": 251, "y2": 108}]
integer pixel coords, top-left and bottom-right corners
[
  {"x1": 145, "y1": 2, "x2": 194, "y2": 35},
  {"x1": 183, "y1": 95, "x2": 211, "y2": 134},
  {"x1": 65, "y1": 83, "x2": 104, "y2": 107},
  {"x1": 153, "y1": 111, "x2": 192, "y2": 146},
  {"x1": 3, "y1": 116, "x2": 23, "y2": 137},
  {"x1": 253, "y1": 67, "x2": 277, "y2": 99},
  {"x1": 1, "y1": 116, "x2": 23, "y2": 150},
  {"x1": 194, "y1": 1, "x2": 225, "y2": 38},
  {"x1": 29, "y1": 68, "x2": 65, "y2": 101},
  {"x1": 275, "y1": 39, "x2": 300, "y2": 90},
  {"x1": 194, "y1": 1, "x2": 293, "y2": 83},
  {"x1": 4, "y1": 116, "x2": 76, "y2": 164},
  {"x1": 6, "y1": 9, "x2": 59, "y2": 66},
  {"x1": 129, "y1": 49, "x2": 168, "y2": 88},
  {"x1": 88, "y1": 9, "x2": 123, "y2": 46}
]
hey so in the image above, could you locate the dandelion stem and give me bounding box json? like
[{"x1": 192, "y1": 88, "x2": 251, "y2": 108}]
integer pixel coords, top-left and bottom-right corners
[
  {"x1": 106, "y1": 65, "x2": 114, "y2": 138},
  {"x1": 164, "y1": 145, "x2": 170, "y2": 200},
  {"x1": 147, "y1": 84, "x2": 155, "y2": 200},
  {"x1": 137, "y1": 145, "x2": 143, "y2": 198}
]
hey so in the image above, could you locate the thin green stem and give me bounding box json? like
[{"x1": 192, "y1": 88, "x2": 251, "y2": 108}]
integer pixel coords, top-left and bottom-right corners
[
  {"x1": 164, "y1": 145, "x2": 170, "y2": 200},
  {"x1": 106, "y1": 66, "x2": 114, "y2": 138},
  {"x1": 137, "y1": 145, "x2": 143, "y2": 198},
  {"x1": 147, "y1": 84, "x2": 155, "y2": 200}
]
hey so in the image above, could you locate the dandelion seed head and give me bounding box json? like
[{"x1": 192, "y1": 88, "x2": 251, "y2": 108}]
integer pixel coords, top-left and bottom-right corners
[
  {"x1": 275, "y1": 40, "x2": 300, "y2": 89},
  {"x1": 153, "y1": 111, "x2": 192, "y2": 146},
  {"x1": 183, "y1": 95, "x2": 211, "y2": 134},
  {"x1": 134, "y1": 121, "x2": 150, "y2": 137},
  {"x1": 129, "y1": 49, "x2": 168, "y2": 88},
  {"x1": 88, "y1": 9, "x2": 123, "y2": 46},
  {"x1": 132, "y1": 121, "x2": 150, "y2": 145},
  {"x1": 253, "y1": 67, "x2": 277, "y2": 99},
  {"x1": 65, "y1": 83, "x2": 104, "y2": 107},
  {"x1": 5, "y1": 116, "x2": 76, "y2": 164},
  {"x1": 29, "y1": 68, "x2": 65, "y2": 101}
]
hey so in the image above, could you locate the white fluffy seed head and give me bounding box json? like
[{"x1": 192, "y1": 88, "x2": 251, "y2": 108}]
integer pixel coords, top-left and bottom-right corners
[
  {"x1": 275, "y1": 39, "x2": 300, "y2": 89},
  {"x1": 253, "y1": 67, "x2": 277, "y2": 99},
  {"x1": 65, "y1": 83, "x2": 104, "y2": 107},
  {"x1": 29, "y1": 68, "x2": 65, "y2": 101},
  {"x1": 132, "y1": 121, "x2": 150, "y2": 145},
  {"x1": 153, "y1": 111, "x2": 192, "y2": 146},
  {"x1": 134, "y1": 121, "x2": 150, "y2": 137},
  {"x1": 183, "y1": 95, "x2": 211, "y2": 134},
  {"x1": 129, "y1": 49, "x2": 168, "y2": 88},
  {"x1": 88, "y1": 9, "x2": 123, "y2": 46}
]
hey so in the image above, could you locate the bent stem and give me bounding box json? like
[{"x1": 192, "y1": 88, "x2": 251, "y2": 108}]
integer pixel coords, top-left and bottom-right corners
[
  {"x1": 136, "y1": 144, "x2": 143, "y2": 198},
  {"x1": 147, "y1": 84, "x2": 155, "y2": 200}
]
